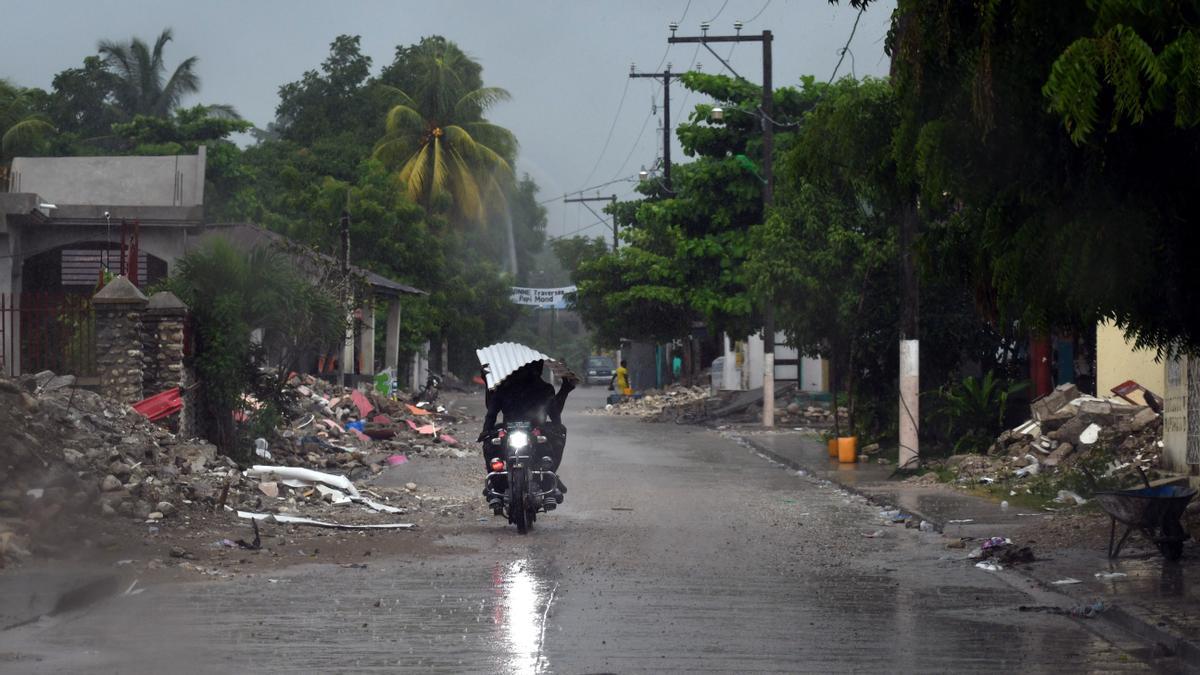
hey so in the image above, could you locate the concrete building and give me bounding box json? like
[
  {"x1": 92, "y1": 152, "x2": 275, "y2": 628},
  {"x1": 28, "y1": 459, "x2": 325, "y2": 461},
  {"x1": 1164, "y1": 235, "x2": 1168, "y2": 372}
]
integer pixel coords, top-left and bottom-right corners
[
  {"x1": 718, "y1": 331, "x2": 827, "y2": 394},
  {"x1": 1, "y1": 149, "x2": 423, "y2": 382}
]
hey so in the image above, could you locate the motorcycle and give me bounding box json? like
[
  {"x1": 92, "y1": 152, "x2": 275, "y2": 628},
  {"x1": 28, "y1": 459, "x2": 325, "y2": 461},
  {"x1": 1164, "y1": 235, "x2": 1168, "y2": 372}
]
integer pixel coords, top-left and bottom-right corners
[{"x1": 484, "y1": 421, "x2": 561, "y2": 534}]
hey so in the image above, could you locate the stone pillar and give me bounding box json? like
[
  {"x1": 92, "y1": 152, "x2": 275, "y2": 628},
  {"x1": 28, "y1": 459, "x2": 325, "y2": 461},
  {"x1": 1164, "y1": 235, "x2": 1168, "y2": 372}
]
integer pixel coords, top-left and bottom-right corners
[
  {"x1": 359, "y1": 302, "x2": 376, "y2": 377},
  {"x1": 385, "y1": 298, "x2": 401, "y2": 372},
  {"x1": 142, "y1": 291, "x2": 188, "y2": 396},
  {"x1": 93, "y1": 276, "x2": 148, "y2": 403}
]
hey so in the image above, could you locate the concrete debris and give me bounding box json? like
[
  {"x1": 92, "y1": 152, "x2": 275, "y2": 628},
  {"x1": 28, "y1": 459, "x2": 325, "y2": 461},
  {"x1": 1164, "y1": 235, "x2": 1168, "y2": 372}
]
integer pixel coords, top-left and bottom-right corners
[
  {"x1": 940, "y1": 383, "x2": 1166, "y2": 494},
  {"x1": 0, "y1": 369, "x2": 479, "y2": 568},
  {"x1": 601, "y1": 383, "x2": 845, "y2": 428}
]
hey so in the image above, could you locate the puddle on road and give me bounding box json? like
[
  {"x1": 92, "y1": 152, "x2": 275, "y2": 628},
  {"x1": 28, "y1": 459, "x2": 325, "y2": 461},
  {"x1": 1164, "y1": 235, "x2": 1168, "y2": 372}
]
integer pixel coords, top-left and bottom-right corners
[{"x1": 492, "y1": 559, "x2": 557, "y2": 674}]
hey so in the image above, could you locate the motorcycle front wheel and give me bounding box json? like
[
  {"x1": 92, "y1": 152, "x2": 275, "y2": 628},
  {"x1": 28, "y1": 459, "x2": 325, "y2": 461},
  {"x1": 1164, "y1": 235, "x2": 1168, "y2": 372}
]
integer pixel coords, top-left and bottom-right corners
[{"x1": 509, "y1": 467, "x2": 531, "y2": 534}]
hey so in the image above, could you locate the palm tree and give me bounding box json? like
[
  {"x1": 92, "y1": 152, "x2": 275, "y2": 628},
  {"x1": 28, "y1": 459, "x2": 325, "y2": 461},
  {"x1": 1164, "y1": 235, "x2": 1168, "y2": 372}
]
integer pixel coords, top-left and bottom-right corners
[
  {"x1": 372, "y1": 40, "x2": 518, "y2": 229},
  {"x1": 98, "y1": 28, "x2": 200, "y2": 119},
  {"x1": 0, "y1": 79, "x2": 54, "y2": 162}
]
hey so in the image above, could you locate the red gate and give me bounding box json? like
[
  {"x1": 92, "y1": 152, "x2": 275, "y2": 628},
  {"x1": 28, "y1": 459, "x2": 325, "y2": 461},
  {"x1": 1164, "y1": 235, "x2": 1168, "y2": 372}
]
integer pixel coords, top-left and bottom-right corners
[{"x1": 0, "y1": 292, "x2": 97, "y2": 379}]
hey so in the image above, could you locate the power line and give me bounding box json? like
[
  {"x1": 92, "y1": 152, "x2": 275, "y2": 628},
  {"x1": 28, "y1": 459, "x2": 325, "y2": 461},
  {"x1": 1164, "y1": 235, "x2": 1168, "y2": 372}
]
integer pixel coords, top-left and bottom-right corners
[
  {"x1": 744, "y1": 0, "x2": 772, "y2": 24},
  {"x1": 541, "y1": 174, "x2": 640, "y2": 205},
  {"x1": 829, "y1": 5, "x2": 865, "y2": 83},
  {"x1": 610, "y1": 107, "x2": 656, "y2": 181},
  {"x1": 547, "y1": 217, "x2": 608, "y2": 241},
  {"x1": 654, "y1": 0, "x2": 694, "y2": 72},
  {"x1": 575, "y1": 76, "x2": 632, "y2": 189},
  {"x1": 706, "y1": 0, "x2": 730, "y2": 23}
]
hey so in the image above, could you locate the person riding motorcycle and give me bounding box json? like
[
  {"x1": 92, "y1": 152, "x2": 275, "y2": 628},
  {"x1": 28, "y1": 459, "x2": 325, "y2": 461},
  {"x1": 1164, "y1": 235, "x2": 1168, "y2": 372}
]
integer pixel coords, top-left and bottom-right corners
[{"x1": 477, "y1": 361, "x2": 574, "y2": 510}]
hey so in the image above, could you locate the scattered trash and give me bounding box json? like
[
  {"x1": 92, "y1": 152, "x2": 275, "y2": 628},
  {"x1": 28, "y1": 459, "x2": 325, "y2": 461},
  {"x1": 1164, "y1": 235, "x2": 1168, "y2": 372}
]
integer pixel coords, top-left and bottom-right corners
[
  {"x1": 947, "y1": 519, "x2": 975, "y2": 524},
  {"x1": 1000, "y1": 500, "x2": 1010, "y2": 510},
  {"x1": 919, "y1": 521, "x2": 935, "y2": 533},
  {"x1": 254, "y1": 438, "x2": 272, "y2": 460},
  {"x1": 235, "y1": 519, "x2": 262, "y2": 550},
  {"x1": 975, "y1": 561, "x2": 1003, "y2": 571},
  {"x1": 237, "y1": 511, "x2": 414, "y2": 530},
  {"x1": 1094, "y1": 571, "x2": 1127, "y2": 580},
  {"x1": 1051, "y1": 578, "x2": 1082, "y2": 585},
  {"x1": 862, "y1": 530, "x2": 885, "y2": 538},
  {"x1": 1054, "y1": 490, "x2": 1088, "y2": 506},
  {"x1": 385, "y1": 454, "x2": 409, "y2": 466},
  {"x1": 1019, "y1": 601, "x2": 1107, "y2": 619},
  {"x1": 1078, "y1": 423, "x2": 1101, "y2": 445}
]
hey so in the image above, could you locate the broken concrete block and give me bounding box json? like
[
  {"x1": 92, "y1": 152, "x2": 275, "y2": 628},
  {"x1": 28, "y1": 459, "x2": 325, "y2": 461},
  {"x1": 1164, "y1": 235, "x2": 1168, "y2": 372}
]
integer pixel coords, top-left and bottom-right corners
[
  {"x1": 1129, "y1": 407, "x2": 1159, "y2": 432},
  {"x1": 1043, "y1": 442, "x2": 1075, "y2": 467},
  {"x1": 1039, "y1": 408, "x2": 1075, "y2": 433},
  {"x1": 1032, "y1": 384, "x2": 1082, "y2": 421},
  {"x1": 1048, "y1": 416, "x2": 1090, "y2": 444}
]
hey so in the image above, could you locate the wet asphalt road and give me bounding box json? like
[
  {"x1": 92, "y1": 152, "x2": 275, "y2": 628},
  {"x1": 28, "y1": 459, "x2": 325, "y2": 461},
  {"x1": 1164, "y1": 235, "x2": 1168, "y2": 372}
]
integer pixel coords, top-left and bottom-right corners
[{"x1": 0, "y1": 386, "x2": 1166, "y2": 673}]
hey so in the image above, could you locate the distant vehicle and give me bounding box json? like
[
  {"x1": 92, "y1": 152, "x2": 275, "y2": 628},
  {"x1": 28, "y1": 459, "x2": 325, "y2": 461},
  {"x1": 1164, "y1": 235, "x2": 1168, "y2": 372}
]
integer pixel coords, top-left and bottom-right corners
[{"x1": 582, "y1": 356, "x2": 615, "y2": 386}]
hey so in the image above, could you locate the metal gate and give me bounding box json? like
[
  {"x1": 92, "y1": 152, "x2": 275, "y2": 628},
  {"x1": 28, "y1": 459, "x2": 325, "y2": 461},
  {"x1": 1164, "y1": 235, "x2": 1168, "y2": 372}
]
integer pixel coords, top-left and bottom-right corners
[{"x1": 0, "y1": 292, "x2": 97, "y2": 379}]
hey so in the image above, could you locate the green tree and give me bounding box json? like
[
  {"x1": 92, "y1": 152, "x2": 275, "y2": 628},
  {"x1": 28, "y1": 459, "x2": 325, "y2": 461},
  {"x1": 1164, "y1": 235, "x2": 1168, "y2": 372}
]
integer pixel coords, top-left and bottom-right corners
[
  {"x1": 0, "y1": 79, "x2": 54, "y2": 162},
  {"x1": 98, "y1": 28, "x2": 205, "y2": 119},
  {"x1": 573, "y1": 71, "x2": 812, "y2": 347},
  {"x1": 275, "y1": 34, "x2": 378, "y2": 152},
  {"x1": 889, "y1": 0, "x2": 1200, "y2": 353},
  {"x1": 164, "y1": 239, "x2": 344, "y2": 458},
  {"x1": 372, "y1": 37, "x2": 517, "y2": 227},
  {"x1": 45, "y1": 56, "x2": 120, "y2": 147}
]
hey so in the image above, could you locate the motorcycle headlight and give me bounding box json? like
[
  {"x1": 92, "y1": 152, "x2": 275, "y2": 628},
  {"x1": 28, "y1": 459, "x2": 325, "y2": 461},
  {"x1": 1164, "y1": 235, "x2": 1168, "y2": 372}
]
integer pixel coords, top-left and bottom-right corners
[{"x1": 508, "y1": 431, "x2": 530, "y2": 449}]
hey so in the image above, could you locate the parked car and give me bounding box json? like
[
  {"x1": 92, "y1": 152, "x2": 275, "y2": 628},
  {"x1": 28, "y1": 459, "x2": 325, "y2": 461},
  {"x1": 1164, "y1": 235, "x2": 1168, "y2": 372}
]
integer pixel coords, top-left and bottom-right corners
[{"x1": 582, "y1": 355, "x2": 616, "y2": 386}]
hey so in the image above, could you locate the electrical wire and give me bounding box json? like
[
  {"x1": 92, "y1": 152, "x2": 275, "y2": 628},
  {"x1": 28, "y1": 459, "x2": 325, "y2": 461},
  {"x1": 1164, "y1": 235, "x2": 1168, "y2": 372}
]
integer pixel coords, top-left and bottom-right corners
[
  {"x1": 706, "y1": 0, "x2": 730, "y2": 23},
  {"x1": 654, "y1": 0, "x2": 693, "y2": 72},
  {"x1": 609, "y1": 107, "x2": 657, "y2": 181},
  {"x1": 575, "y1": 76, "x2": 632, "y2": 189},
  {"x1": 547, "y1": 216, "x2": 609, "y2": 241},
  {"x1": 828, "y1": 5, "x2": 865, "y2": 83},
  {"x1": 743, "y1": 0, "x2": 771, "y2": 24},
  {"x1": 541, "y1": 175, "x2": 641, "y2": 205}
]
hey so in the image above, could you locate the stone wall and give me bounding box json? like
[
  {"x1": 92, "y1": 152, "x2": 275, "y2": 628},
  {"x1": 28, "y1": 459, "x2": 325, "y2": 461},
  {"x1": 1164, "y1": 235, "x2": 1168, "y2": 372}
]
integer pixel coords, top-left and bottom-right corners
[
  {"x1": 142, "y1": 292, "x2": 188, "y2": 397},
  {"x1": 93, "y1": 277, "x2": 148, "y2": 403}
]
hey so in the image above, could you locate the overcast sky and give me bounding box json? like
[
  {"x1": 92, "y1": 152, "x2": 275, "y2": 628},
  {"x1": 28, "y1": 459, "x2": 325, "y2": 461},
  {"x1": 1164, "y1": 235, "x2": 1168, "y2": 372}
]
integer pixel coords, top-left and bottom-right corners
[{"x1": 1, "y1": 0, "x2": 895, "y2": 239}]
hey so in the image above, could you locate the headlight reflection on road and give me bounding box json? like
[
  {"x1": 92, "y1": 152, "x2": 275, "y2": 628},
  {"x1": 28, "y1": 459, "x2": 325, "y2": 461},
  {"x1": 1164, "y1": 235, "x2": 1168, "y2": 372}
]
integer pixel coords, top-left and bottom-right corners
[{"x1": 493, "y1": 559, "x2": 552, "y2": 674}]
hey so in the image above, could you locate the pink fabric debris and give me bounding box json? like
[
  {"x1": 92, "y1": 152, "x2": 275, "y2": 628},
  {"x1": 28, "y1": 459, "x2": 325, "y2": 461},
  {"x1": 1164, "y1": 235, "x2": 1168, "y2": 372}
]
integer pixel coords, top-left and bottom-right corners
[
  {"x1": 439, "y1": 434, "x2": 459, "y2": 446},
  {"x1": 350, "y1": 390, "x2": 374, "y2": 418},
  {"x1": 386, "y1": 454, "x2": 408, "y2": 466}
]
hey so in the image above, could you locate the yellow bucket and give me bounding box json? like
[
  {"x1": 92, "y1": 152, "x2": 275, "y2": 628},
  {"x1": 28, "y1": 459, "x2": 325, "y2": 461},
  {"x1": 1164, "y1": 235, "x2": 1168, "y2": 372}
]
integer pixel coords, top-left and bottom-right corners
[
  {"x1": 837, "y1": 436, "x2": 858, "y2": 464},
  {"x1": 827, "y1": 438, "x2": 838, "y2": 458},
  {"x1": 622, "y1": 387, "x2": 633, "y2": 396}
]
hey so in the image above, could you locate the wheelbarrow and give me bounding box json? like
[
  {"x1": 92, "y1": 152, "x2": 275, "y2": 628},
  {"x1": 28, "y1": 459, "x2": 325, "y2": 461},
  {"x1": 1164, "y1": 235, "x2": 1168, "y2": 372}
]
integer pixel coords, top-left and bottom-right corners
[{"x1": 1093, "y1": 481, "x2": 1195, "y2": 561}]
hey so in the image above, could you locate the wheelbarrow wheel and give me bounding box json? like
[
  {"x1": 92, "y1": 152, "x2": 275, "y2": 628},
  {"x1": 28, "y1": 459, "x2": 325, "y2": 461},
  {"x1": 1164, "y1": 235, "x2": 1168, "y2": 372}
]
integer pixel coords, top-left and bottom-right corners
[
  {"x1": 1159, "y1": 540, "x2": 1184, "y2": 561},
  {"x1": 1158, "y1": 519, "x2": 1187, "y2": 561}
]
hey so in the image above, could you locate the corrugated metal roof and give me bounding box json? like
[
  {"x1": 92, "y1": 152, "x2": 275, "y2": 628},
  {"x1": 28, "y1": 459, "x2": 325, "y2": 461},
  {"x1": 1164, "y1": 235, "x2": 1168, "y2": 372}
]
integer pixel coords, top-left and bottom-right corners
[{"x1": 476, "y1": 342, "x2": 552, "y2": 390}]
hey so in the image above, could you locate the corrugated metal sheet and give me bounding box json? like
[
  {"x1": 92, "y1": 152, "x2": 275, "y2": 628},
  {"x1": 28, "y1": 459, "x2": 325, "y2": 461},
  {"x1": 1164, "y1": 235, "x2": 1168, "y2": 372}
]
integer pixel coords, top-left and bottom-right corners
[{"x1": 476, "y1": 342, "x2": 552, "y2": 390}]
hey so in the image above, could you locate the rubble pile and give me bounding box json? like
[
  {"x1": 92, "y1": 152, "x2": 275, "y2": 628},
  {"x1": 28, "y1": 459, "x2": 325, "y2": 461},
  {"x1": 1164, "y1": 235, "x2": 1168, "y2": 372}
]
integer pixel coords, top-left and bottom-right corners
[
  {"x1": 942, "y1": 383, "x2": 1166, "y2": 488},
  {"x1": 271, "y1": 373, "x2": 474, "y2": 468},
  {"x1": 0, "y1": 371, "x2": 477, "y2": 567},
  {"x1": 600, "y1": 385, "x2": 711, "y2": 419},
  {"x1": 601, "y1": 382, "x2": 847, "y2": 428}
]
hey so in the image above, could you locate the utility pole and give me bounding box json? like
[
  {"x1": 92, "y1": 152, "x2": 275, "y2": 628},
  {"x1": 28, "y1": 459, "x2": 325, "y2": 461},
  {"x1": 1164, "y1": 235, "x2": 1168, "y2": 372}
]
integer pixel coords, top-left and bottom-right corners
[
  {"x1": 670, "y1": 26, "x2": 777, "y2": 427},
  {"x1": 339, "y1": 210, "x2": 351, "y2": 388},
  {"x1": 564, "y1": 194, "x2": 619, "y2": 250},
  {"x1": 629, "y1": 65, "x2": 682, "y2": 192}
]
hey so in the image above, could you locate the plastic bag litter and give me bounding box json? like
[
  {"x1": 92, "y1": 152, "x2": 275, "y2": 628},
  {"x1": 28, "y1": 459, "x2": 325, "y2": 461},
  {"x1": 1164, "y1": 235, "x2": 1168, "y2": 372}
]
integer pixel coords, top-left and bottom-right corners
[
  {"x1": 1078, "y1": 423, "x2": 1101, "y2": 445},
  {"x1": 1054, "y1": 490, "x2": 1088, "y2": 506}
]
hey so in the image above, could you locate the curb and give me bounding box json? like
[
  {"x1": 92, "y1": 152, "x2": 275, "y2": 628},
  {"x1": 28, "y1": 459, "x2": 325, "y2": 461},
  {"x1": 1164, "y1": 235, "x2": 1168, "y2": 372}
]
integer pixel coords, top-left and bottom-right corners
[{"x1": 737, "y1": 433, "x2": 1200, "y2": 670}]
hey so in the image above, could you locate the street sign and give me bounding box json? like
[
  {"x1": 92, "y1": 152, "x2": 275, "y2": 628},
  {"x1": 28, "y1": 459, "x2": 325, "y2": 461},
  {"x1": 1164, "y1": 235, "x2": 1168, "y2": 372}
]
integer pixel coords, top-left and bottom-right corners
[{"x1": 510, "y1": 286, "x2": 576, "y2": 309}]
